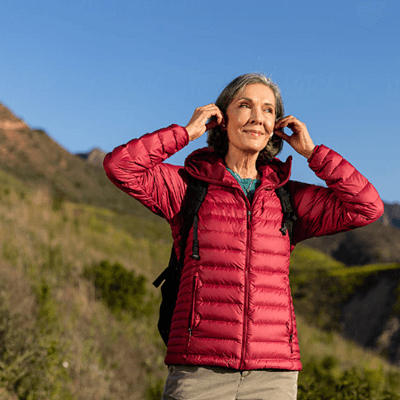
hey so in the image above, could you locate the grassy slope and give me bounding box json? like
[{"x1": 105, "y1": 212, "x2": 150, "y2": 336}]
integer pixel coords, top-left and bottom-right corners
[
  {"x1": 0, "y1": 106, "x2": 161, "y2": 221},
  {"x1": 290, "y1": 244, "x2": 400, "y2": 397},
  {"x1": 0, "y1": 168, "x2": 399, "y2": 399},
  {"x1": 0, "y1": 169, "x2": 171, "y2": 399}
]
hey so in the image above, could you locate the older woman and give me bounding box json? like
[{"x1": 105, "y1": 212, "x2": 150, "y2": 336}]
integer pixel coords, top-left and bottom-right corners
[{"x1": 103, "y1": 73, "x2": 383, "y2": 400}]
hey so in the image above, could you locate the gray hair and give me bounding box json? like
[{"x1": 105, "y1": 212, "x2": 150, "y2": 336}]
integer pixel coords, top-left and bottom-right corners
[{"x1": 207, "y1": 73, "x2": 284, "y2": 162}]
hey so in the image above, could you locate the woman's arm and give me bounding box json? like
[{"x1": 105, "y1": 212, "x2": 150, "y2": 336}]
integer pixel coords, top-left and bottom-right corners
[
  {"x1": 289, "y1": 145, "x2": 384, "y2": 244},
  {"x1": 103, "y1": 104, "x2": 224, "y2": 222},
  {"x1": 103, "y1": 124, "x2": 189, "y2": 222},
  {"x1": 273, "y1": 115, "x2": 383, "y2": 244}
]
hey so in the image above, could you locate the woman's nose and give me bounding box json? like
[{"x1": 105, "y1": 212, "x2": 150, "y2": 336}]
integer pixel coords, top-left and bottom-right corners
[{"x1": 250, "y1": 108, "x2": 262, "y2": 124}]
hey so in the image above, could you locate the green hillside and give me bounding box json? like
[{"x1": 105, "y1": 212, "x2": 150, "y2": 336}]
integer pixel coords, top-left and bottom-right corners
[
  {"x1": 0, "y1": 102, "x2": 161, "y2": 222},
  {"x1": 289, "y1": 246, "x2": 400, "y2": 398},
  {"x1": 290, "y1": 244, "x2": 400, "y2": 339},
  {"x1": 0, "y1": 169, "x2": 171, "y2": 399},
  {"x1": 0, "y1": 168, "x2": 399, "y2": 399}
]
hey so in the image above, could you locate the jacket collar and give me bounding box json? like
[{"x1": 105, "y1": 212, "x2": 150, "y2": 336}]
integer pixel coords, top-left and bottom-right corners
[{"x1": 184, "y1": 147, "x2": 292, "y2": 190}]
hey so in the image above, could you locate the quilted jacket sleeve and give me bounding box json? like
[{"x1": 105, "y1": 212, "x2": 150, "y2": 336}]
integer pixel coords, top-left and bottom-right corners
[
  {"x1": 289, "y1": 145, "x2": 384, "y2": 244},
  {"x1": 103, "y1": 124, "x2": 189, "y2": 222}
]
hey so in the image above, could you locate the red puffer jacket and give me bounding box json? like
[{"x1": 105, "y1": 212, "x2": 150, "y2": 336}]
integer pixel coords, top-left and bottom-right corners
[{"x1": 104, "y1": 124, "x2": 384, "y2": 371}]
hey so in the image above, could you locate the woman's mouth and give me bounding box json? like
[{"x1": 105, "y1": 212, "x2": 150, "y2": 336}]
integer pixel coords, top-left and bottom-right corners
[{"x1": 245, "y1": 130, "x2": 263, "y2": 137}]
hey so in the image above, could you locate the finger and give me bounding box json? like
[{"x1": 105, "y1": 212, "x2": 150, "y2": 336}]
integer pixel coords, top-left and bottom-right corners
[
  {"x1": 216, "y1": 110, "x2": 224, "y2": 125},
  {"x1": 275, "y1": 115, "x2": 297, "y2": 129},
  {"x1": 273, "y1": 128, "x2": 291, "y2": 142},
  {"x1": 207, "y1": 107, "x2": 224, "y2": 127},
  {"x1": 277, "y1": 119, "x2": 306, "y2": 137},
  {"x1": 206, "y1": 113, "x2": 224, "y2": 131}
]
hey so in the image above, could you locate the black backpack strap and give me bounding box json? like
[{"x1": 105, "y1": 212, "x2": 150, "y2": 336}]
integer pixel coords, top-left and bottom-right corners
[
  {"x1": 275, "y1": 183, "x2": 297, "y2": 244},
  {"x1": 152, "y1": 246, "x2": 177, "y2": 288},
  {"x1": 191, "y1": 215, "x2": 200, "y2": 260},
  {"x1": 180, "y1": 176, "x2": 208, "y2": 261},
  {"x1": 152, "y1": 176, "x2": 208, "y2": 288}
]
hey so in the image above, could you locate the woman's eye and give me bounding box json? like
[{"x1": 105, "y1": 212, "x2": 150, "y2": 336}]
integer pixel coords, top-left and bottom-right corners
[{"x1": 239, "y1": 103, "x2": 249, "y2": 108}]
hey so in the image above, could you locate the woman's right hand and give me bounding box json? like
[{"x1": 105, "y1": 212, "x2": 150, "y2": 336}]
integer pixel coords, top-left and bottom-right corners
[{"x1": 185, "y1": 104, "x2": 224, "y2": 141}]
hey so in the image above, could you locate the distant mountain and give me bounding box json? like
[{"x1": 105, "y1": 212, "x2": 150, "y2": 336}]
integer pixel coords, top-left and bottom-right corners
[
  {"x1": 380, "y1": 202, "x2": 400, "y2": 229},
  {"x1": 76, "y1": 148, "x2": 107, "y2": 167},
  {"x1": 0, "y1": 102, "x2": 159, "y2": 221},
  {"x1": 302, "y1": 199, "x2": 400, "y2": 267},
  {"x1": 303, "y1": 220, "x2": 400, "y2": 266}
]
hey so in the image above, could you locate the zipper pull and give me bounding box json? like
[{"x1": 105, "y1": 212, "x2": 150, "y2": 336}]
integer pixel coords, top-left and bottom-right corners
[{"x1": 247, "y1": 210, "x2": 252, "y2": 228}]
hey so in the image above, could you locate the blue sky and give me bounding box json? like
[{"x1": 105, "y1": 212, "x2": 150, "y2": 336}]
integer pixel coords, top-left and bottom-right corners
[{"x1": 0, "y1": 0, "x2": 399, "y2": 203}]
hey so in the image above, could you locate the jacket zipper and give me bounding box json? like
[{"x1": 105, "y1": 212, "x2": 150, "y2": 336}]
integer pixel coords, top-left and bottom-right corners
[
  {"x1": 188, "y1": 273, "x2": 198, "y2": 346},
  {"x1": 288, "y1": 286, "x2": 294, "y2": 353},
  {"x1": 240, "y1": 208, "x2": 252, "y2": 369}
]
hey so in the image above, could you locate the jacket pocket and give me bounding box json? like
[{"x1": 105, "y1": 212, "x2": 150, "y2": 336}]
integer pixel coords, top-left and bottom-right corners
[
  {"x1": 286, "y1": 287, "x2": 294, "y2": 353},
  {"x1": 187, "y1": 273, "x2": 199, "y2": 347}
]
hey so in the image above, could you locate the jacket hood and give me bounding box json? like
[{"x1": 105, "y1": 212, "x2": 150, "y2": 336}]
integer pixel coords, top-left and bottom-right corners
[{"x1": 184, "y1": 147, "x2": 292, "y2": 189}]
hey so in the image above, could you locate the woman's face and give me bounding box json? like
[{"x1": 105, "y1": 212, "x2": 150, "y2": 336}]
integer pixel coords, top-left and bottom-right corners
[{"x1": 225, "y1": 83, "x2": 276, "y2": 155}]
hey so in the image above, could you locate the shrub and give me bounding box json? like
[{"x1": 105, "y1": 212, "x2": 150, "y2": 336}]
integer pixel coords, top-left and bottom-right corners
[
  {"x1": 298, "y1": 357, "x2": 400, "y2": 399},
  {"x1": 83, "y1": 260, "x2": 148, "y2": 317}
]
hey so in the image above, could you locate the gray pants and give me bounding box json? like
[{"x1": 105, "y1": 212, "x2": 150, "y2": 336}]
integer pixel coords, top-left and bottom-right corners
[{"x1": 162, "y1": 365, "x2": 298, "y2": 400}]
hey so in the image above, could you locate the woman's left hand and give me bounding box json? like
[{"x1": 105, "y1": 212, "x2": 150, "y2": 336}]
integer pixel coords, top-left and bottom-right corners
[{"x1": 274, "y1": 116, "x2": 316, "y2": 160}]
